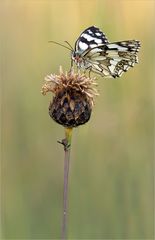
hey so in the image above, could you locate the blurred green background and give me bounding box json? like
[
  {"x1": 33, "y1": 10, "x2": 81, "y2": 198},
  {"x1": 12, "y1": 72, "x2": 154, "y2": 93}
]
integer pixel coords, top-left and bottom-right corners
[{"x1": 1, "y1": 0, "x2": 154, "y2": 239}]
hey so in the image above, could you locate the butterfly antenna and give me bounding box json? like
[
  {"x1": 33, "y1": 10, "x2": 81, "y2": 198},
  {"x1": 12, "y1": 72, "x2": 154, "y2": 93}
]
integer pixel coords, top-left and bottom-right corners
[
  {"x1": 64, "y1": 41, "x2": 74, "y2": 51},
  {"x1": 48, "y1": 41, "x2": 72, "y2": 51}
]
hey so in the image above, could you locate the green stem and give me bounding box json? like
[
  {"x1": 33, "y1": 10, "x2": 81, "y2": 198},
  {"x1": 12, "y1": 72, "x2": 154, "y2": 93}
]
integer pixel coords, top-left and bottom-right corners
[{"x1": 61, "y1": 128, "x2": 72, "y2": 240}]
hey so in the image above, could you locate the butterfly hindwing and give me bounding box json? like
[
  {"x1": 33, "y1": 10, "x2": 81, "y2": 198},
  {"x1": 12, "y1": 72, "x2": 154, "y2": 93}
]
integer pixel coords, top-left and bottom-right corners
[{"x1": 83, "y1": 40, "x2": 140, "y2": 78}]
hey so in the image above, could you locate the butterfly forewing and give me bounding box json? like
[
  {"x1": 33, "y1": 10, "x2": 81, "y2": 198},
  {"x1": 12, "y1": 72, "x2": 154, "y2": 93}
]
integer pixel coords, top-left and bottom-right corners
[{"x1": 75, "y1": 26, "x2": 109, "y2": 53}]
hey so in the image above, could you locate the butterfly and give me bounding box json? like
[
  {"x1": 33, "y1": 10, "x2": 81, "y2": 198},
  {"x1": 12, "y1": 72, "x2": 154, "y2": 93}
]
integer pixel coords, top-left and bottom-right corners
[{"x1": 50, "y1": 26, "x2": 140, "y2": 78}]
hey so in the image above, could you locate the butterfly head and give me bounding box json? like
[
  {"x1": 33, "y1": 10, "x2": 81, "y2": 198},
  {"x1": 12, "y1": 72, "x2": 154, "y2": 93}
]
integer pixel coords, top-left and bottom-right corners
[{"x1": 71, "y1": 51, "x2": 84, "y2": 67}]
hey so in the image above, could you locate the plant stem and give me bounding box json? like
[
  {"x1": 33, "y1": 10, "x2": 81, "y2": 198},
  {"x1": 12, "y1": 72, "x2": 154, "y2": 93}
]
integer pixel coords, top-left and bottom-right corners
[{"x1": 61, "y1": 128, "x2": 72, "y2": 240}]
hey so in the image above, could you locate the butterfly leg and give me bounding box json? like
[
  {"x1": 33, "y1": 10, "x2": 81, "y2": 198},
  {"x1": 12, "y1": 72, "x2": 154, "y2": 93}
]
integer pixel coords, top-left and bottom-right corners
[
  {"x1": 70, "y1": 59, "x2": 73, "y2": 69},
  {"x1": 69, "y1": 59, "x2": 74, "y2": 73},
  {"x1": 85, "y1": 66, "x2": 92, "y2": 78},
  {"x1": 88, "y1": 69, "x2": 92, "y2": 78}
]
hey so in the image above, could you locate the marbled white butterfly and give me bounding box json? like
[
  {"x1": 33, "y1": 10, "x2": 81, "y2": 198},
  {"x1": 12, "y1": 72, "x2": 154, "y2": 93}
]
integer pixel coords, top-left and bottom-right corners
[
  {"x1": 71, "y1": 26, "x2": 140, "y2": 78},
  {"x1": 50, "y1": 26, "x2": 140, "y2": 78}
]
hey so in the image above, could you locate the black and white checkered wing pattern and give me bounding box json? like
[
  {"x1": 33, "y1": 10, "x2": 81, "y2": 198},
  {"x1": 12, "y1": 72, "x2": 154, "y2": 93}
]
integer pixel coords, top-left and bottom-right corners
[
  {"x1": 75, "y1": 26, "x2": 109, "y2": 54},
  {"x1": 84, "y1": 40, "x2": 141, "y2": 78}
]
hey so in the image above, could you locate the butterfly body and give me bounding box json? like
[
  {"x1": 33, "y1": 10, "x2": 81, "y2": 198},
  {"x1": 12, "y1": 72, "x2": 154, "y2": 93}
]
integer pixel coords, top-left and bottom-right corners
[
  {"x1": 71, "y1": 26, "x2": 140, "y2": 78},
  {"x1": 72, "y1": 51, "x2": 91, "y2": 70}
]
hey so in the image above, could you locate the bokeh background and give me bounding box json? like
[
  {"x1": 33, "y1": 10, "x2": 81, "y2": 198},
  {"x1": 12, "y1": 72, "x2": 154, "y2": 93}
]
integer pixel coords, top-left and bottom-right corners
[{"x1": 1, "y1": 0, "x2": 154, "y2": 239}]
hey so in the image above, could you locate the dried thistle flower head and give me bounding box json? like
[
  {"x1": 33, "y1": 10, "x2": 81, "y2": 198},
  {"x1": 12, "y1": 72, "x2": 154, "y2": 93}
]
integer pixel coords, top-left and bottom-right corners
[{"x1": 42, "y1": 67, "x2": 98, "y2": 128}]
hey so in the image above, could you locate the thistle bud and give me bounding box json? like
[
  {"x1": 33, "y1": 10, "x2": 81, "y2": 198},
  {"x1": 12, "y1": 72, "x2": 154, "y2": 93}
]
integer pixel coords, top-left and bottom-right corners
[{"x1": 42, "y1": 67, "x2": 98, "y2": 128}]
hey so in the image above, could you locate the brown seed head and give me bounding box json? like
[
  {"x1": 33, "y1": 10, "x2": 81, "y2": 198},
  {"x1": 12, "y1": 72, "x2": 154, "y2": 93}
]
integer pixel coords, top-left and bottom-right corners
[{"x1": 42, "y1": 67, "x2": 99, "y2": 127}]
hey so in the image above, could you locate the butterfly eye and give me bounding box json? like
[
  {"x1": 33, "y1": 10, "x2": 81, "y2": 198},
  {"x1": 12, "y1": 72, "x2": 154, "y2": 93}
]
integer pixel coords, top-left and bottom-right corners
[
  {"x1": 73, "y1": 52, "x2": 76, "y2": 58},
  {"x1": 72, "y1": 51, "x2": 78, "y2": 59}
]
